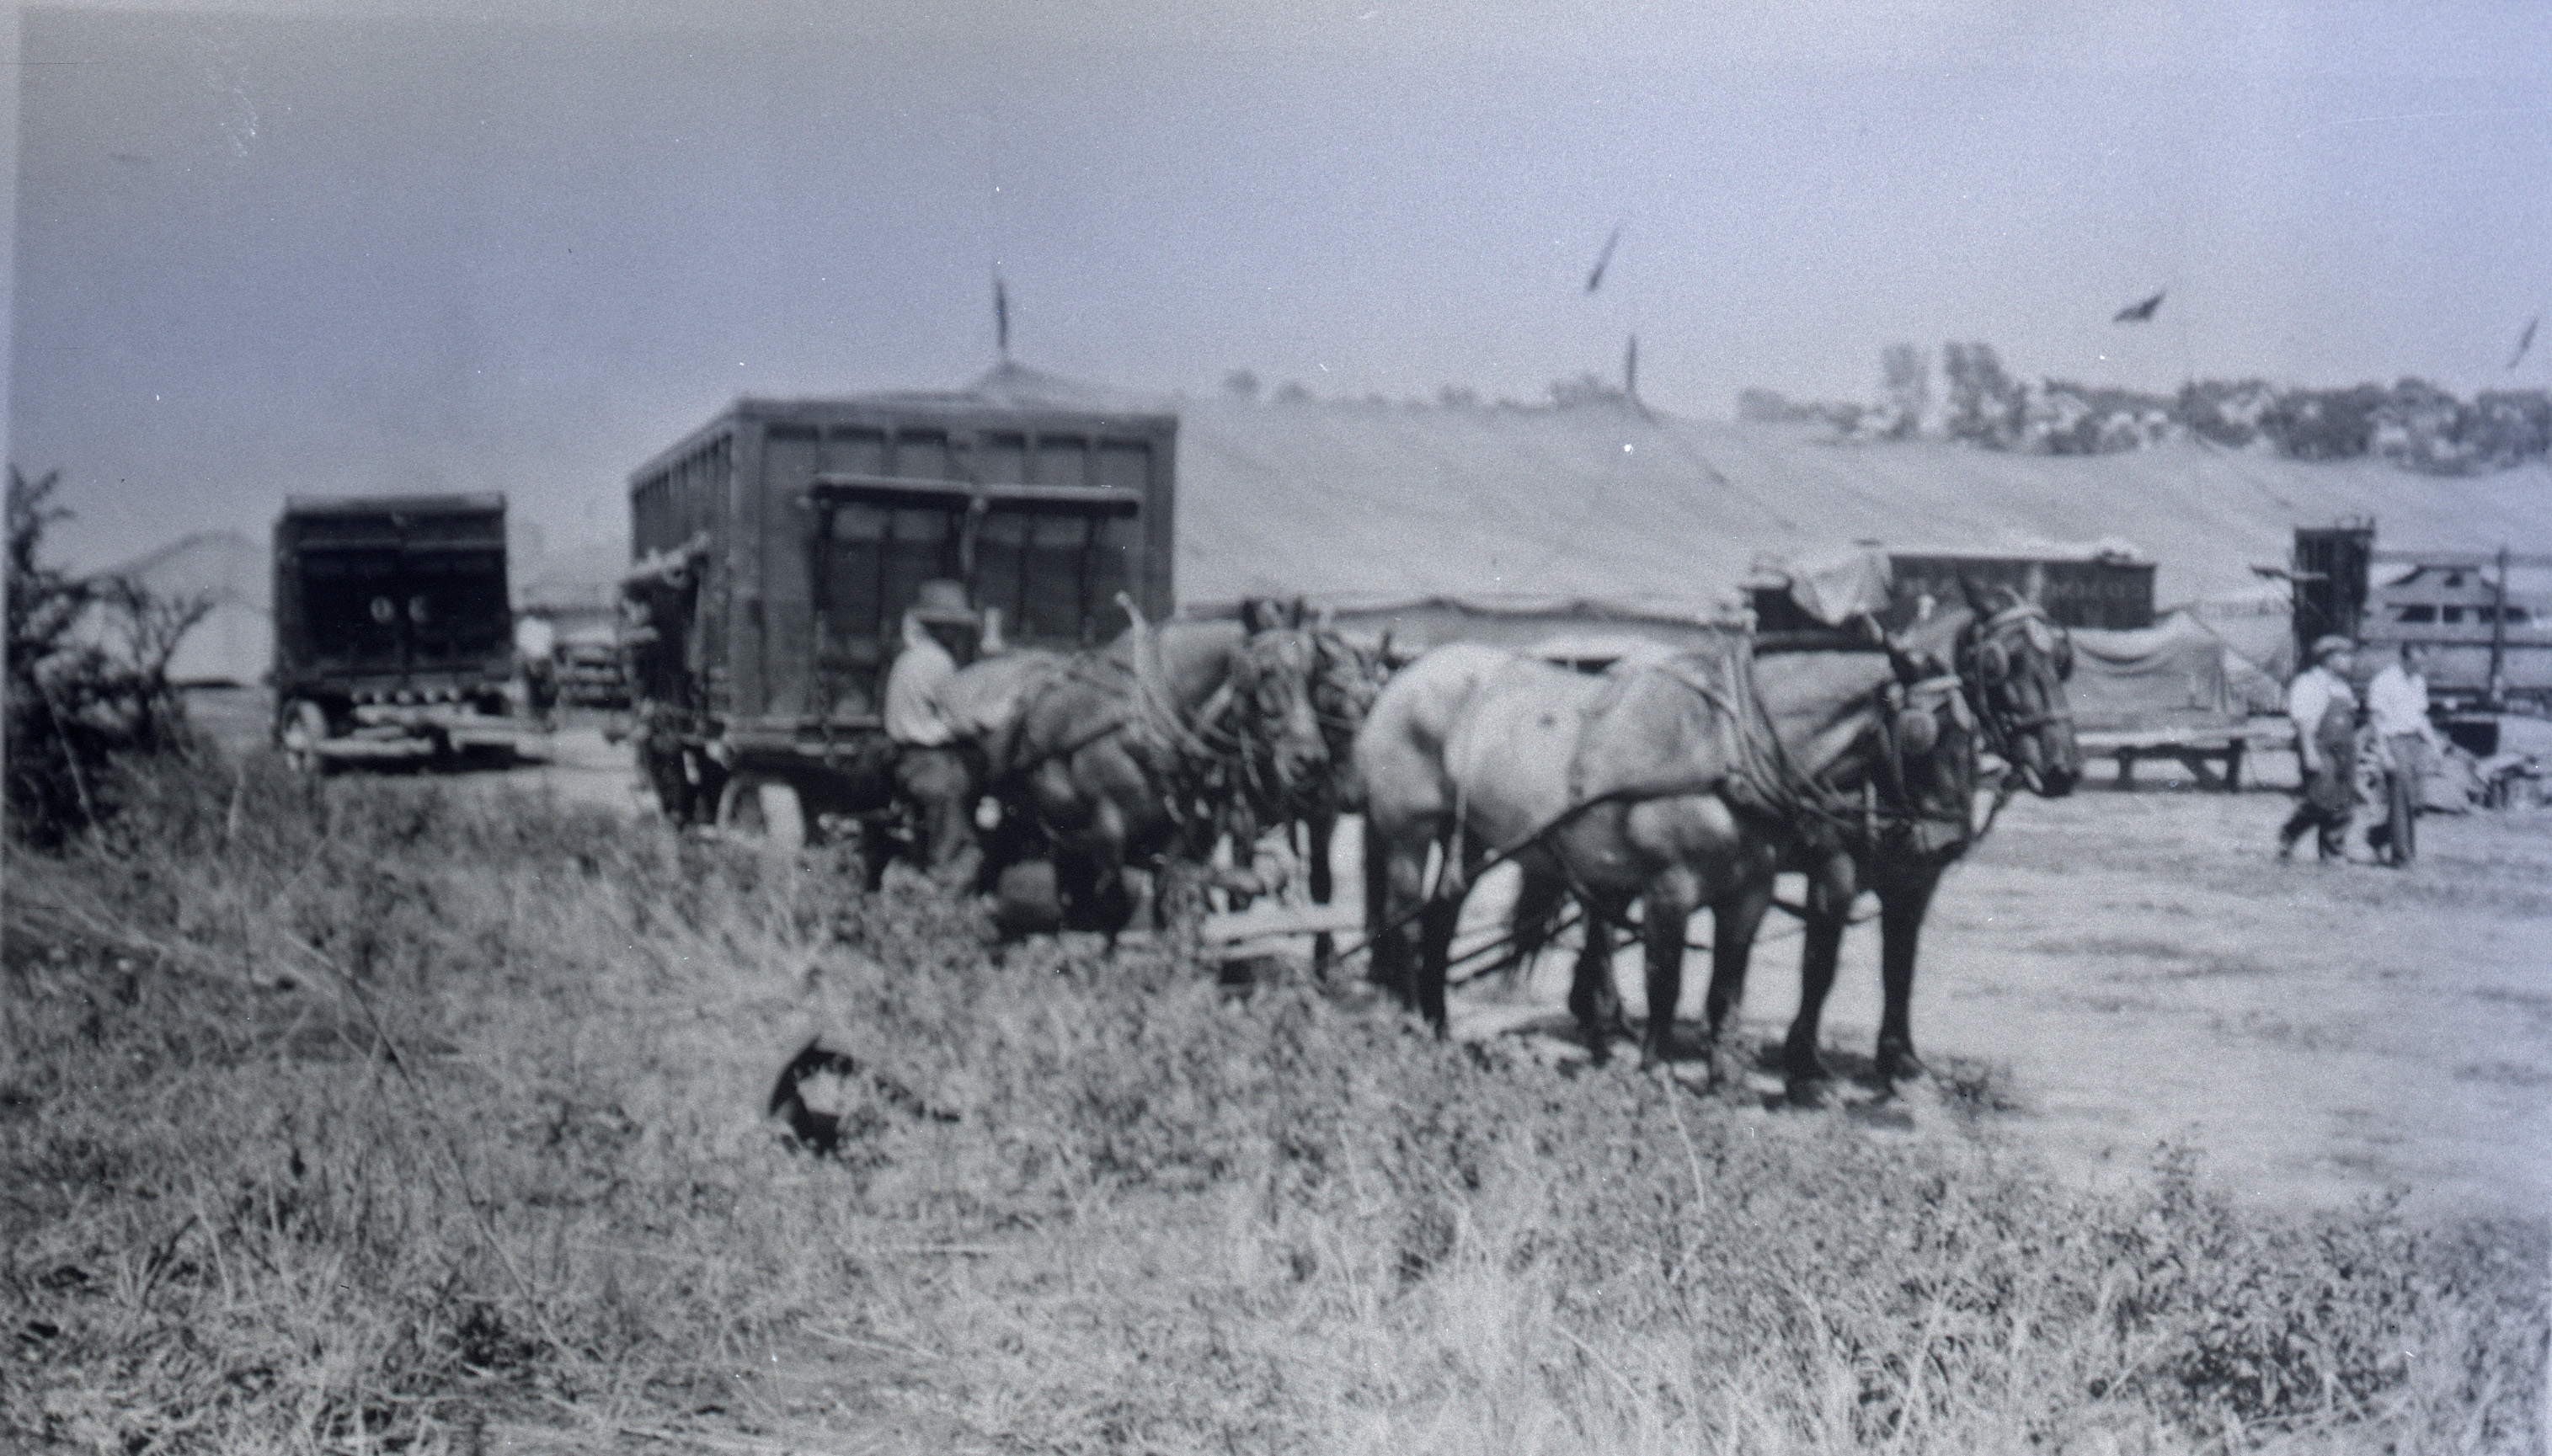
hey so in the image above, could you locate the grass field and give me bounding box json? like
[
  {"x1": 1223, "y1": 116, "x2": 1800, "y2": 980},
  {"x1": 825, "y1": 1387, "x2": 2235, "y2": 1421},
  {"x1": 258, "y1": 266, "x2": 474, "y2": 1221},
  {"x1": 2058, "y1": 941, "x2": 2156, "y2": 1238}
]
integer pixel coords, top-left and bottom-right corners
[{"x1": 4, "y1": 749, "x2": 2546, "y2": 1453}]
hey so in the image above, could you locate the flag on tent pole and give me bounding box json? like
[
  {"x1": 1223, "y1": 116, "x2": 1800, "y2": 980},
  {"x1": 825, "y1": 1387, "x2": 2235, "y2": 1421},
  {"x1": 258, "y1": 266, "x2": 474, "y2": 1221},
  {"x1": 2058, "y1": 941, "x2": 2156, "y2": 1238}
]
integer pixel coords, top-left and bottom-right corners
[
  {"x1": 994, "y1": 271, "x2": 1012, "y2": 360},
  {"x1": 1585, "y1": 225, "x2": 1621, "y2": 294},
  {"x1": 2509, "y1": 316, "x2": 2538, "y2": 371},
  {"x1": 2113, "y1": 290, "x2": 2165, "y2": 323}
]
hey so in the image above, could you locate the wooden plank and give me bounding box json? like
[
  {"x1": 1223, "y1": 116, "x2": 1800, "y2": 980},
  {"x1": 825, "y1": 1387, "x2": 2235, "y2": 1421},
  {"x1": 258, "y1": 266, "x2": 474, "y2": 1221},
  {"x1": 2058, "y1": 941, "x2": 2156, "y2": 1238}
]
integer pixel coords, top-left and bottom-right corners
[
  {"x1": 1199, "y1": 904, "x2": 1364, "y2": 944},
  {"x1": 2079, "y1": 723, "x2": 2294, "y2": 751}
]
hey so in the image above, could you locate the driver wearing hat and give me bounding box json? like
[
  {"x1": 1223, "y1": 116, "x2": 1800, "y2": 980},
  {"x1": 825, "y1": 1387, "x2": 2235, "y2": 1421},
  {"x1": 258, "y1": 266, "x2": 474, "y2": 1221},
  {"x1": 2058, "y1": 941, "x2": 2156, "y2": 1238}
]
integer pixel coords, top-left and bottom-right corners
[
  {"x1": 2278, "y1": 634, "x2": 2360, "y2": 863},
  {"x1": 885, "y1": 579, "x2": 984, "y2": 883}
]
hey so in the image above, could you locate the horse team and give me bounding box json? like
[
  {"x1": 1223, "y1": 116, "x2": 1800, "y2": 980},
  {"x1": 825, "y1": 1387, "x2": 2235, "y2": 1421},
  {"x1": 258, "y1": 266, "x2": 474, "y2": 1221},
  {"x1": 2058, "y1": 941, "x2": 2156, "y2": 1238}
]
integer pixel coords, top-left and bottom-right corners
[{"x1": 900, "y1": 580, "x2": 2082, "y2": 1102}]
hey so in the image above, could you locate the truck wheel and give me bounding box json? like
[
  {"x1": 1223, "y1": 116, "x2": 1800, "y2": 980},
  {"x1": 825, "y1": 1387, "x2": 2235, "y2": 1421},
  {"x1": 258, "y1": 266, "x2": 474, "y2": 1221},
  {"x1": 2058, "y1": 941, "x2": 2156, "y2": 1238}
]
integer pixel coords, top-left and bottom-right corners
[
  {"x1": 718, "y1": 774, "x2": 808, "y2": 850},
  {"x1": 279, "y1": 700, "x2": 332, "y2": 774}
]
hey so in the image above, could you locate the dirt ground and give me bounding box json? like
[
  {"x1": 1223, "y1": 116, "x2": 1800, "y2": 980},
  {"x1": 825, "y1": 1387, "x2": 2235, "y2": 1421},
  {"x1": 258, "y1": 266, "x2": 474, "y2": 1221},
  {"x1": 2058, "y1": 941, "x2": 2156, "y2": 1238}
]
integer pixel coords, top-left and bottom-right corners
[
  {"x1": 182, "y1": 686, "x2": 2552, "y2": 1221},
  {"x1": 1410, "y1": 779, "x2": 2552, "y2": 1224},
  {"x1": 1928, "y1": 791, "x2": 2552, "y2": 1221},
  {"x1": 183, "y1": 686, "x2": 647, "y2": 817}
]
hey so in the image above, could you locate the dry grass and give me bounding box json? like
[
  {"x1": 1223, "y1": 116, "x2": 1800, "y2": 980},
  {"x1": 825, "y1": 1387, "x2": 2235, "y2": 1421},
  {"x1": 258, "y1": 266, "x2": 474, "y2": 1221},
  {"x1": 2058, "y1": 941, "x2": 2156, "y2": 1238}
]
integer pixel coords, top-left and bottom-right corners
[{"x1": 4, "y1": 751, "x2": 2544, "y2": 1453}]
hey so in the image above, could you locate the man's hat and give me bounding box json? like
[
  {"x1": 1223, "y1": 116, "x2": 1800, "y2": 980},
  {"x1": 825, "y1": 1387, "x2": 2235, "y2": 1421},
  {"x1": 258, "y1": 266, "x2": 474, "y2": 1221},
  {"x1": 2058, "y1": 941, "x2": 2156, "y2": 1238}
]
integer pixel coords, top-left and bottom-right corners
[
  {"x1": 906, "y1": 579, "x2": 980, "y2": 627},
  {"x1": 2310, "y1": 634, "x2": 2356, "y2": 663}
]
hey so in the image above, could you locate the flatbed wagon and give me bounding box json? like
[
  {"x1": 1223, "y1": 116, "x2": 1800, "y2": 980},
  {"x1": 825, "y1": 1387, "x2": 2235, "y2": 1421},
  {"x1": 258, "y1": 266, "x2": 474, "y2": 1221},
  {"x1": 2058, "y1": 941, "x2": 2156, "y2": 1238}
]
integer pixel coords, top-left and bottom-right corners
[{"x1": 2076, "y1": 720, "x2": 2297, "y2": 792}]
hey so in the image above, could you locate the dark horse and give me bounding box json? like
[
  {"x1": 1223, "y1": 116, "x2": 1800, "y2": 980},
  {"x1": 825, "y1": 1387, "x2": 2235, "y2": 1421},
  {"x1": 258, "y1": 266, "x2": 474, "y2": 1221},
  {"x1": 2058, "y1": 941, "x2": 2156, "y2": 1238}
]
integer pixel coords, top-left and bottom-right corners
[
  {"x1": 966, "y1": 609, "x2": 1331, "y2": 936},
  {"x1": 1358, "y1": 583, "x2": 2078, "y2": 1094},
  {"x1": 1700, "y1": 581, "x2": 2080, "y2": 1101},
  {"x1": 1209, "y1": 601, "x2": 1391, "y2": 970}
]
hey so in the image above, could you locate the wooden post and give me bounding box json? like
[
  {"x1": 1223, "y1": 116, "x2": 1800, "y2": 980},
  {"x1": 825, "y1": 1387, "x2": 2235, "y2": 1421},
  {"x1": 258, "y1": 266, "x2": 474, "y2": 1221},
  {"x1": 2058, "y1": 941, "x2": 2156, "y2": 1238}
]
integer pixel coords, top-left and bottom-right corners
[{"x1": 2491, "y1": 544, "x2": 2510, "y2": 706}]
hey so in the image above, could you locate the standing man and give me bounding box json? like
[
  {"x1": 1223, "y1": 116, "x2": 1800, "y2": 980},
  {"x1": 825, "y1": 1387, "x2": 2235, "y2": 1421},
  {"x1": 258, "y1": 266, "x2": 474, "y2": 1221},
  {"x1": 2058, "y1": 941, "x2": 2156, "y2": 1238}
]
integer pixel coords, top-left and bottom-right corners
[
  {"x1": 514, "y1": 611, "x2": 558, "y2": 731},
  {"x1": 2278, "y1": 635, "x2": 2360, "y2": 863},
  {"x1": 2365, "y1": 641, "x2": 2443, "y2": 867},
  {"x1": 883, "y1": 579, "x2": 983, "y2": 885}
]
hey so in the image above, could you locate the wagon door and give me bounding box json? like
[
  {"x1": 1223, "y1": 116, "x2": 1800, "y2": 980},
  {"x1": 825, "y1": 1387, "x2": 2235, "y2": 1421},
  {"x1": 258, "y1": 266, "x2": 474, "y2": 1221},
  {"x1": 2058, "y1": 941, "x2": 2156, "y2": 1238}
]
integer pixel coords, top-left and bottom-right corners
[
  {"x1": 964, "y1": 429, "x2": 1149, "y2": 651},
  {"x1": 299, "y1": 543, "x2": 409, "y2": 676},
  {"x1": 969, "y1": 494, "x2": 1142, "y2": 650},
  {"x1": 397, "y1": 538, "x2": 510, "y2": 673},
  {"x1": 807, "y1": 482, "x2": 969, "y2": 721}
]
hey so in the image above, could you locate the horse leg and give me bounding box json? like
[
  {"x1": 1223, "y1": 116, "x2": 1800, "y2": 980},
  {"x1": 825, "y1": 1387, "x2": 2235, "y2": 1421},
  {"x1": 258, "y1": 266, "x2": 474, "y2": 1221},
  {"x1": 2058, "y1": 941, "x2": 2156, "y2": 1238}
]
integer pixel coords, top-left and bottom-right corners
[
  {"x1": 1416, "y1": 883, "x2": 1462, "y2": 1037},
  {"x1": 1566, "y1": 913, "x2": 1625, "y2": 1062},
  {"x1": 1703, "y1": 877, "x2": 1776, "y2": 1090},
  {"x1": 1074, "y1": 797, "x2": 1140, "y2": 946},
  {"x1": 1306, "y1": 804, "x2": 1337, "y2": 977},
  {"x1": 1874, "y1": 870, "x2": 1943, "y2": 1088},
  {"x1": 1637, "y1": 871, "x2": 1702, "y2": 1069},
  {"x1": 1783, "y1": 856, "x2": 1857, "y2": 1106},
  {"x1": 1219, "y1": 806, "x2": 1258, "y2": 914},
  {"x1": 1366, "y1": 816, "x2": 1428, "y2": 1005}
]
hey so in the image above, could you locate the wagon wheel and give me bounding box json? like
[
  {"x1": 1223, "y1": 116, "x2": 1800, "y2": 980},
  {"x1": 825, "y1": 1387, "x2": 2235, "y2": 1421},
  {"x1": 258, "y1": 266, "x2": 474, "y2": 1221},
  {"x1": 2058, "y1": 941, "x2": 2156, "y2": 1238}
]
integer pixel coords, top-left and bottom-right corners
[
  {"x1": 279, "y1": 700, "x2": 332, "y2": 775},
  {"x1": 717, "y1": 774, "x2": 809, "y2": 851}
]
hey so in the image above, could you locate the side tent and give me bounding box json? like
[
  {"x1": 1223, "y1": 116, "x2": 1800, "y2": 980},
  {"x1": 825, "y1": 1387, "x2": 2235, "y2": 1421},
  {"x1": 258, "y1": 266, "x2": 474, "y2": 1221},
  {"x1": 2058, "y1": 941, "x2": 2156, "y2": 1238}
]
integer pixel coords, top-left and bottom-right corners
[{"x1": 2064, "y1": 610, "x2": 2242, "y2": 733}]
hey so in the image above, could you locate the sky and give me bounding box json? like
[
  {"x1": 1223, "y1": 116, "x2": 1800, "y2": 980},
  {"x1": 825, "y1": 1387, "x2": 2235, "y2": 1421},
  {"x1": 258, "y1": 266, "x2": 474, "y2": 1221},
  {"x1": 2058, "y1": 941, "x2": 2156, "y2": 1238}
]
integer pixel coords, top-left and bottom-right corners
[{"x1": 9, "y1": 0, "x2": 2552, "y2": 568}]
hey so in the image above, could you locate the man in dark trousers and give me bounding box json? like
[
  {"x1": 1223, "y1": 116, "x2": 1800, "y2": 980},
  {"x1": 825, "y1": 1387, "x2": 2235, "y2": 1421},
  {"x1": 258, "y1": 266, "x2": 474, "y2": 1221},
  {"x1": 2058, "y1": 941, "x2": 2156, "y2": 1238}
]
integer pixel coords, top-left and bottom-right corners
[
  {"x1": 2278, "y1": 635, "x2": 2360, "y2": 862},
  {"x1": 2364, "y1": 640, "x2": 2443, "y2": 867},
  {"x1": 883, "y1": 579, "x2": 984, "y2": 885}
]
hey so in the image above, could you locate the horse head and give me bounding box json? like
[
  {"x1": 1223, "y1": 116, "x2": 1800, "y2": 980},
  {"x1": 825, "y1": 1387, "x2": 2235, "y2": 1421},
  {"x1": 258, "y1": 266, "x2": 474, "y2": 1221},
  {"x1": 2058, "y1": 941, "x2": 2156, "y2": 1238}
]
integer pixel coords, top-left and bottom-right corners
[
  {"x1": 1301, "y1": 628, "x2": 1391, "y2": 808},
  {"x1": 1227, "y1": 616, "x2": 1331, "y2": 797},
  {"x1": 1955, "y1": 578, "x2": 2083, "y2": 797}
]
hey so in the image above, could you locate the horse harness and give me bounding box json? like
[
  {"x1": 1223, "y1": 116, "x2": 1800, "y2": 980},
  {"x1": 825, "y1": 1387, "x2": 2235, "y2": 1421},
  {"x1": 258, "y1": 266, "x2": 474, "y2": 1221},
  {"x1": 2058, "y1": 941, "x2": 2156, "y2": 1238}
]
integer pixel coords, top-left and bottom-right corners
[
  {"x1": 1962, "y1": 601, "x2": 2074, "y2": 761},
  {"x1": 1432, "y1": 627, "x2": 2016, "y2": 920},
  {"x1": 981, "y1": 624, "x2": 1322, "y2": 839}
]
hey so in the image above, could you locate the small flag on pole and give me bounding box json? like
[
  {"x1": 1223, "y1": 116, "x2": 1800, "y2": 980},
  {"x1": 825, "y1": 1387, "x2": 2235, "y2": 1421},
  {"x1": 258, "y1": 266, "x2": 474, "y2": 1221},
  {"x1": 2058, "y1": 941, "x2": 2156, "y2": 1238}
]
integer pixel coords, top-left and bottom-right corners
[
  {"x1": 2509, "y1": 316, "x2": 2538, "y2": 371},
  {"x1": 2113, "y1": 290, "x2": 2165, "y2": 324},
  {"x1": 994, "y1": 271, "x2": 1012, "y2": 360},
  {"x1": 1585, "y1": 225, "x2": 1621, "y2": 294}
]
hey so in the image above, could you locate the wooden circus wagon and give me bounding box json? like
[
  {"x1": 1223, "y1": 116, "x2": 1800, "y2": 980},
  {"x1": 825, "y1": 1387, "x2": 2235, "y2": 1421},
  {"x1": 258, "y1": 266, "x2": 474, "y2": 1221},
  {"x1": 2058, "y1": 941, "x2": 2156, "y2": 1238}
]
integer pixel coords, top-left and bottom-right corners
[{"x1": 620, "y1": 392, "x2": 1177, "y2": 846}]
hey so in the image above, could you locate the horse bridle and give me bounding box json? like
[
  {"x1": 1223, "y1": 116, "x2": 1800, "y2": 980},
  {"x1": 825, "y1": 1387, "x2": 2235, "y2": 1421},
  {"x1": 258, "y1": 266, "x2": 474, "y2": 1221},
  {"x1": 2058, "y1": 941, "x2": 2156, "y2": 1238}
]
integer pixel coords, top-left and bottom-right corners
[{"x1": 1959, "y1": 601, "x2": 2074, "y2": 797}]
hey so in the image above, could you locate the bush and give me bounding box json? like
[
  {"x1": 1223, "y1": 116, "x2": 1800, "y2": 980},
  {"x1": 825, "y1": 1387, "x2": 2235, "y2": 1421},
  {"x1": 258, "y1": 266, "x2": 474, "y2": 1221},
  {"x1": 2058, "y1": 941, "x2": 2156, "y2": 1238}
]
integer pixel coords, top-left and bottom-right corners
[{"x1": 6, "y1": 467, "x2": 210, "y2": 847}]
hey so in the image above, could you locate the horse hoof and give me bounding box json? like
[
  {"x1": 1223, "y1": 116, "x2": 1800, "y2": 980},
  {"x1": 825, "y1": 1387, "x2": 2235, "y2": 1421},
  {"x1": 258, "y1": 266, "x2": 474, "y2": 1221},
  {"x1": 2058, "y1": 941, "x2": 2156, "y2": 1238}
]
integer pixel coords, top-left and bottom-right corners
[
  {"x1": 1785, "y1": 1076, "x2": 1834, "y2": 1110},
  {"x1": 1877, "y1": 1049, "x2": 1931, "y2": 1087}
]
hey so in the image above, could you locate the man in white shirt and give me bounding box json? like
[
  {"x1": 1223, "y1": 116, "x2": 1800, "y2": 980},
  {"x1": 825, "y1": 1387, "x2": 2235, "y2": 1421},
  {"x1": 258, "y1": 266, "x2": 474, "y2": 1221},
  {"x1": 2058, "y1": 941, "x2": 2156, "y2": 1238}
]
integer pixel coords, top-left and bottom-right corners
[
  {"x1": 2364, "y1": 642, "x2": 2442, "y2": 867},
  {"x1": 884, "y1": 580, "x2": 982, "y2": 883},
  {"x1": 513, "y1": 613, "x2": 558, "y2": 728},
  {"x1": 2278, "y1": 636, "x2": 2359, "y2": 862}
]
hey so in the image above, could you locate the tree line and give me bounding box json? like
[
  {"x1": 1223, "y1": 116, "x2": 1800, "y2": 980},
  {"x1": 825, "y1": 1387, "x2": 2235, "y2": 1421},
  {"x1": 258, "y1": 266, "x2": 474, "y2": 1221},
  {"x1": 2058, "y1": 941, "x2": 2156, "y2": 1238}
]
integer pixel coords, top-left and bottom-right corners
[{"x1": 1739, "y1": 344, "x2": 2552, "y2": 474}]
